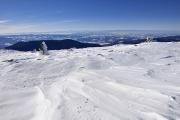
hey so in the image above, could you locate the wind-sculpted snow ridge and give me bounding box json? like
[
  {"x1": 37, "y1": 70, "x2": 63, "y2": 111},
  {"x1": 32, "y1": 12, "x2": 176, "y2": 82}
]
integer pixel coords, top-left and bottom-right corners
[{"x1": 0, "y1": 42, "x2": 180, "y2": 120}]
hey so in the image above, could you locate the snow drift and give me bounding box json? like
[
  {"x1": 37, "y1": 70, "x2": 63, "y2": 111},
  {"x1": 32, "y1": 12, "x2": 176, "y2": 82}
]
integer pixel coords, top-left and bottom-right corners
[{"x1": 0, "y1": 42, "x2": 180, "y2": 120}]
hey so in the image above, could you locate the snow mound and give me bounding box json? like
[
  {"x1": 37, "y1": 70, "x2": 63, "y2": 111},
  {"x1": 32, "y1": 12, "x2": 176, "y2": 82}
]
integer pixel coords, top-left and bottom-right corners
[{"x1": 0, "y1": 42, "x2": 180, "y2": 120}]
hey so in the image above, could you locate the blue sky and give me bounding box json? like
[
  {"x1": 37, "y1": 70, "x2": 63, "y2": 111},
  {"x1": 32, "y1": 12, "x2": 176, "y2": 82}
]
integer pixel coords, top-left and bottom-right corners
[{"x1": 0, "y1": 0, "x2": 180, "y2": 33}]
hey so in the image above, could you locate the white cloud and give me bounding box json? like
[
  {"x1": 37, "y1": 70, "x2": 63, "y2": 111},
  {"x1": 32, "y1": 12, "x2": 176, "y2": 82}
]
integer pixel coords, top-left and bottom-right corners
[
  {"x1": 60, "y1": 20, "x2": 77, "y2": 23},
  {"x1": 0, "y1": 23, "x2": 38, "y2": 33},
  {"x1": 0, "y1": 19, "x2": 82, "y2": 34},
  {"x1": 0, "y1": 20, "x2": 9, "y2": 24}
]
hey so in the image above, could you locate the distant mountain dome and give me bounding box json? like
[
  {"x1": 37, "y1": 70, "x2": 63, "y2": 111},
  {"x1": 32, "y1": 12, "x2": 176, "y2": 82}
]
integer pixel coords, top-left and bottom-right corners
[{"x1": 5, "y1": 39, "x2": 102, "y2": 51}]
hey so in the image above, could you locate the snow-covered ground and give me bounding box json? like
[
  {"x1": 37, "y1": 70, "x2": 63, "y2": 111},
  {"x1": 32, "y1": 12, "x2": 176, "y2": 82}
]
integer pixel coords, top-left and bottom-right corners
[{"x1": 0, "y1": 42, "x2": 180, "y2": 120}]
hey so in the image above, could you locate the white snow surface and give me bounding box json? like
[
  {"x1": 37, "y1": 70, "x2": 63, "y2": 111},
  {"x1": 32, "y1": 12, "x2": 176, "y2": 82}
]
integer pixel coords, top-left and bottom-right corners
[{"x1": 0, "y1": 42, "x2": 180, "y2": 120}]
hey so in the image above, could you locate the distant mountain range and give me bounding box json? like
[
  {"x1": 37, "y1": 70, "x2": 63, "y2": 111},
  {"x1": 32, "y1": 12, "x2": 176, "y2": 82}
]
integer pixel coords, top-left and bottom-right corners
[
  {"x1": 1, "y1": 30, "x2": 180, "y2": 48},
  {"x1": 3, "y1": 36, "x2": 180, "y2": 51},
  {"x1": 5, "y1": 39, "x2": 101, "y2": 51},
  {"x1": 111, "y1": 36, "x2": 180, "y2": 45}
]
